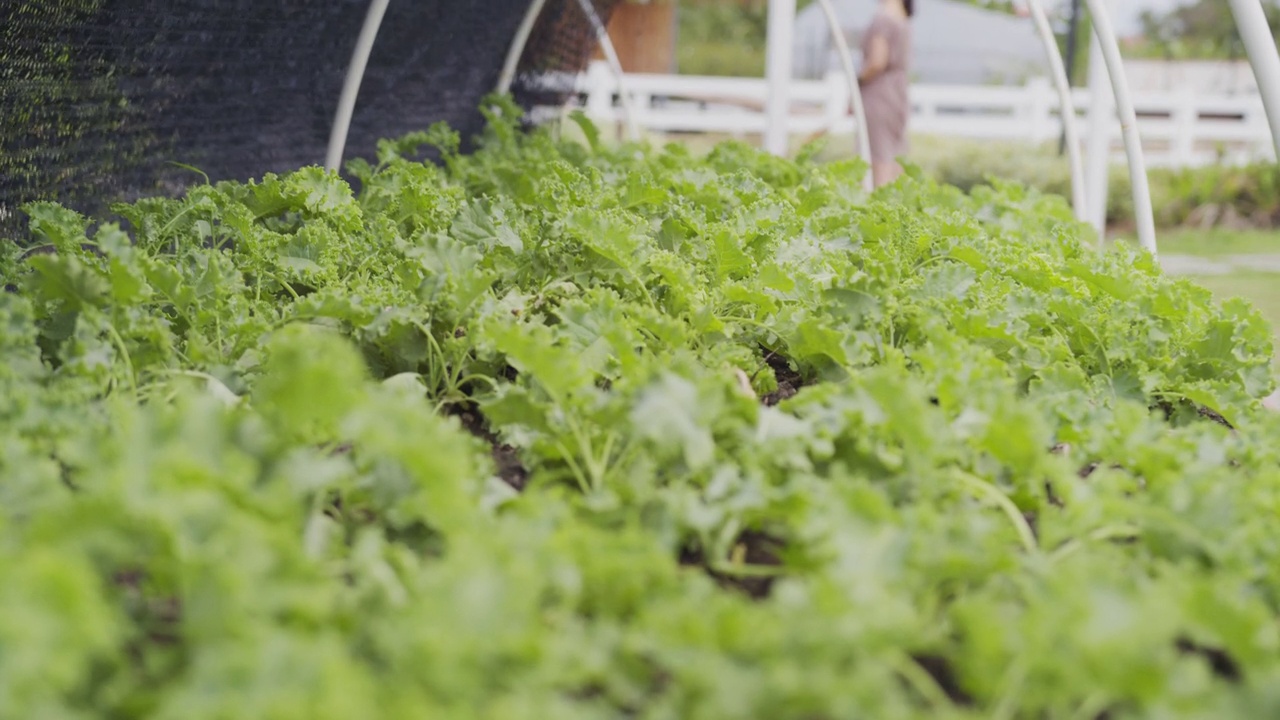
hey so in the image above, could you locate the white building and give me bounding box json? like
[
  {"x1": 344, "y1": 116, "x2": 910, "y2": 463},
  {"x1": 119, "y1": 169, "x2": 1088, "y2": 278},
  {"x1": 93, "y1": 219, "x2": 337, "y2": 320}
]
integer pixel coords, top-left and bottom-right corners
[{"x1": 792, "y1": 0, "x2": 1049, "y2": 85}]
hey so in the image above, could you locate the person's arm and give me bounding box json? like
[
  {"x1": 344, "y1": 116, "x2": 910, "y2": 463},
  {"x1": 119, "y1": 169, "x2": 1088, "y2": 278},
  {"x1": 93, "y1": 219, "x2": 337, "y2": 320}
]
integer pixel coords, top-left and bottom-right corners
[{"x1": 858, "y1": 32, "x2": 890, "y2": 85}]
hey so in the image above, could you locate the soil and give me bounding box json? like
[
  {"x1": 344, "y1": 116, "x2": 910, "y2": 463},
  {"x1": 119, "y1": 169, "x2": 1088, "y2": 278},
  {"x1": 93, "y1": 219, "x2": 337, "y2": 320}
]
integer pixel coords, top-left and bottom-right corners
[
  {"x1": 760, "y1": 351, "x2": 804, "y2": 406},
  {"x1": 1175, "y1": 637, "x2": 1241, "y2": 682},
  {"x1": 446, "y1": 402, "x2": 529, "y2": 490},
  {"x1": 910, "y1": 654, "x2": 974, "y2": 706},
  {"x1": 112, "y1": 569, "x2": 182, "y2": 648},
  {"x1": 1022, "y1": 511, "x2": 1039, "y2": 541},
  {"x1": 1194, "y1": 404, "x2": 1234, "y2": 429},
  {"x1": 1043, "y1": 480, "x2": 1065, "y2": 508},
  {"x1": 1151, "y1": 398, "x2": 1234, "y2": 430},
  {"x1": 678, "y1": 529, "x2": 783, "y2": 600}
]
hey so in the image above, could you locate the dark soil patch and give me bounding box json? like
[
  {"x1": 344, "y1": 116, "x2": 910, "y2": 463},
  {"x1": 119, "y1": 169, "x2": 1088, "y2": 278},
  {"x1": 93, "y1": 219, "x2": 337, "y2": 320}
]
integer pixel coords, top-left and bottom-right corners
[
  {"x1": 760, "y1": 350, "x2": 804, "y2": 406},
  {"x1": 498, "y1": 363, "x2": 519, "y2": 383},
  {"x1": 113, "y1": 569, "x2": 182, "y2": 648},
  {"x1": 1022, "y1": 511, "x2": 1039, "y2": 541},
  {"x1": 1176, "y1": 637, "x2": 1241, "y2": 682},
  {"x1": 910, "y1": 653, "x2": 973, "y2": 706},
  {"x1": 1054, "y1": 445, "x2": 1124, "y2": 482},
  {"x1": 1153, "y1": 399, "x2": 1234, "y2": 430},
  {"x1": 320, "y1": 493, "x2": 380, "y2": 528},
  {"x1": 678, "y1": 530, "x2": 783, "y2": 599},
  {"x1": 1195, "y1": 405, "x2": 1234, "y2": 429},
  {"x1": 1044, "y1": 480, "x2": 1065, "y2": 508},
  {"x1": 330, "y1": 398, "x2": 528, "y2": 490},
  {"x1": 446, "y1": 402, "x2": 529, "y2": 490}
]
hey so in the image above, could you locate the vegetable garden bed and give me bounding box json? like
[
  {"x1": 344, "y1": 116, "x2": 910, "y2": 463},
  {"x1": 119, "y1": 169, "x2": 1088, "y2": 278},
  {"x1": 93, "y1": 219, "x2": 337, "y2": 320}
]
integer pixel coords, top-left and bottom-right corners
[{"x1": 3, "y1": 98, "x2": 1280, "y2": 718}]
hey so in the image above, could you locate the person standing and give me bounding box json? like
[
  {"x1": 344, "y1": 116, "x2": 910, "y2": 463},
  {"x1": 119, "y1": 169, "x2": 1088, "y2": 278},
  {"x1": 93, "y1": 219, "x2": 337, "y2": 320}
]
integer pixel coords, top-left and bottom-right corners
[{"x1": 858, "y1": 0, "x2": 914, "y2": 187}]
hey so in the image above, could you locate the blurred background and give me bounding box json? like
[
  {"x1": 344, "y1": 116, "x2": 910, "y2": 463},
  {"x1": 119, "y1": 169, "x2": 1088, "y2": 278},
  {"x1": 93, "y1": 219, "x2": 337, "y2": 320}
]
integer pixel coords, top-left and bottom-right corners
[
  {"x1": 572, "y1": 0, "x2": 1280, "y2": 361},
  {"x1": 575, "y1": 1, "x2": 1280, "y2": 225},
  {"x1": 4, "y1": 0, "x2": 1279, "y2": 360}
]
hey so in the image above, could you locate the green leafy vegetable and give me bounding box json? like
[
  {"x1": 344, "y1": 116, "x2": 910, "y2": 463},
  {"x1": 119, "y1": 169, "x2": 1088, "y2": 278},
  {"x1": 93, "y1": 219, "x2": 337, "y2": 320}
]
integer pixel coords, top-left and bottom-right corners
[{"x1": 2, "y1": 102, "x2": 1279, "y2": 718}]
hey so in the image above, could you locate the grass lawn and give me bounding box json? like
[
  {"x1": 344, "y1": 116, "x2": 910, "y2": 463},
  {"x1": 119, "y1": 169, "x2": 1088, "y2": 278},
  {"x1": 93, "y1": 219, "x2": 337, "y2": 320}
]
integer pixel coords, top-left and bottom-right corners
[{"x1": 1137, "y1": 228, "x2": 1280, "y2": 257}]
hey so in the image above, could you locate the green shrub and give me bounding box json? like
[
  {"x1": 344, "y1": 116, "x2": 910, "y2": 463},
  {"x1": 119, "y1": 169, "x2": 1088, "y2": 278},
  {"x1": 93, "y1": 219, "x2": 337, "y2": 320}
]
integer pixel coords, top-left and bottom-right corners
[
  {"x1": 676, "y1": 1, "x2": 768, "y2": 76},
  {"x1": 1153, "y1": 162, "x2": 1280, "y2": 228},
  {"x1": 897, "y1": 136, "x2": 1280, "y2": 231}
]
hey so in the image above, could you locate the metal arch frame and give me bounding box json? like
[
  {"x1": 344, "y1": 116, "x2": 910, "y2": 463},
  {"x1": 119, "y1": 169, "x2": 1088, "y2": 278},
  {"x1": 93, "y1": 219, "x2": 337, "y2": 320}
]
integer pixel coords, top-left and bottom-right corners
[
  {"x1": 498, "y1": 0, "x2": 551, "y2": 96},
  {"x1": 815, "y1": 0, "x2": 873, "y2": 192},
  {"x1": 1227, "y1": 0, "x2": 1280, "y2": 162},
  {"x1": 497, "y1": 0, "x2": 641, "y2": 143},
  {"x1": 763, "y1": 0, "x2": 796, "y2": 156},
  {"x1": 571, "y1": 0, "x2": 641, "y2": 141},
  {"x1": 325, "y1": 0, "x2": 1280, "y2": 255},
  {"x1": 1084, "y1": 35, "x2": 1110, "y2": 238},
  {"x1": 1081, "y1": 0, "x2": 1156, "y2": 256},
  {"x1": 326, "y1": 0, "x2": 392, "y2": 172},
  {"x1": 762, "y1": 0, "x2": 1153, "y2": 250},
  {"x1": 772, "y1": 0, "x2": 1087, "y2": 210},
  {"x1": 1025, "y1": 0, "x2": 1087, "y2": 222}
]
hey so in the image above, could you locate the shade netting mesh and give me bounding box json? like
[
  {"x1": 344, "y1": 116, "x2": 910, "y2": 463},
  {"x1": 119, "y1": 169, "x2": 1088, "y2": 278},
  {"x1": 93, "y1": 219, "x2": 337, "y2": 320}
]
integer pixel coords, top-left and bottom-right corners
[{"x1": 0, "y1": 0, "x2": 620, "y2": 240}]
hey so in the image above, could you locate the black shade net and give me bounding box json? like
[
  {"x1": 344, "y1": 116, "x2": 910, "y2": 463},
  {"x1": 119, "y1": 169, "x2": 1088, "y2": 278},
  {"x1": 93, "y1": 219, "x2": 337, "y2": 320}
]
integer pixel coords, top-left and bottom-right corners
[{"x1": 0, "y1": 0, "x2": 620, "y2": 241}]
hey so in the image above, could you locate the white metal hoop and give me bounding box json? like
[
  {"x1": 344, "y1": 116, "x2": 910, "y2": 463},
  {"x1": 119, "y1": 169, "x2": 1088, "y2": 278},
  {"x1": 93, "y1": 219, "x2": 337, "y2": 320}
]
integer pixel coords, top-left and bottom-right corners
[
  {"x1": 497, "y1": 0, "x2": 640, "y2": 143},
  {"x1": 571, "y1": 0, "x2": 641, "y2": 142},
  {"x1": 1227, "y1": 0, "x2": 1280, "y2": 161},
  {"x1": 1081, "y1": 0, "x2": 1157, "y2": 256},
  {"x1": 815, "y1": 0, "x2": 873, "y2": 192},
  {"x1": 326, "y1": 0, "x2": 392, "y2": 172},
  {"x1": 1025, "y1": 0, "x2": 1087, "y2": 222},
  {"x1": 1084, "y1": 35, "x2": 1110, "y2": 238},
  {"x1": 497, "y1": 0, "x2": 550, "y2": 96},
  {"x1": 764, "y1": 0, "x2": 797, "y2": 155}
]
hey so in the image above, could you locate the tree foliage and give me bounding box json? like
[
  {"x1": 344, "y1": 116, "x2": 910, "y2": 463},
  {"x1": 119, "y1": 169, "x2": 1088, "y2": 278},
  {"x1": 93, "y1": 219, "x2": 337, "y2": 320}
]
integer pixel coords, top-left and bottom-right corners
[{"x1": 1135, "y1": 0, "x2": 1280, "y2": 60}]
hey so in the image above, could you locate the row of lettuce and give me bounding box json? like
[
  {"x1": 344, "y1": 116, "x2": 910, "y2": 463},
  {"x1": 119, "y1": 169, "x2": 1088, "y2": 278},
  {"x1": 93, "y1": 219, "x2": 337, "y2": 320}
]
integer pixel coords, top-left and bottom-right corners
[{"x1": 2, "y1": 103, "x2": 1279, "y2": 717}]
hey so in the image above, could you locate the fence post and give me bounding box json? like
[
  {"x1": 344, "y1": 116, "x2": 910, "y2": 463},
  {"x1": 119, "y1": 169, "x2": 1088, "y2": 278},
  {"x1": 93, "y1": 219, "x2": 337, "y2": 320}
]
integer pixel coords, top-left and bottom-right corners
[
  {"x1": 585, "y1": 61, "x2": 613, "y2": 119},
  {"x1": 1172, "y1": 90, "x2": 1198, "y2": 166},
  {"x1": 1249, "y1": 95, "x2": 1277, "y2": 162},
  {"x1": 1027, "y1": 77, "x2": 1053, "y2": 143},
  {"x1": 824, "y1": 71, "x2": 847, "y2": 134}
]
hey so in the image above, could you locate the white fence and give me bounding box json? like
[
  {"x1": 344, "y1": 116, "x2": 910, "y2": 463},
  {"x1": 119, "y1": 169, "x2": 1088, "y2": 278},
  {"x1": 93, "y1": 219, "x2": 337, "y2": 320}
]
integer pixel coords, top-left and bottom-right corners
[{"x1": 545, "y1": 61, "x2": 1276, "y2": 168}]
